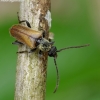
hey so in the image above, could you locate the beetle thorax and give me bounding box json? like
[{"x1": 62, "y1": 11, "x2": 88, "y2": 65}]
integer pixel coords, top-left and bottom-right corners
[{"x1": 37, "y1": 38, "x2": 52, "y2": 52}]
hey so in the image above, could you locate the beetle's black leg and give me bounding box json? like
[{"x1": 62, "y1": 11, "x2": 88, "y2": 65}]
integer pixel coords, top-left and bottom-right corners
[
  {"x1": 39, "y1": 50, "x2": 42, "y2": 55},
  {"x1": 19, "y1": 20, "x2": 31, "y2": 28},
  {"x1": 17, "y1": 12, "x2": 31, "y2": 28},
  {"x1": 53, "y1": 57, "x2": 59, "y2": 93},
  {"x1": 17, "y1": 12, "x2": 20, "y2": 23},
  {"x1": 12, "y1": 40, "x2": 23, "y2": 45},
  {"x1": 29, "y1": 48, "x2": 37, "y2": 53},
  {"x1": 17, "y1": 48, "x2": 37, "y2": 54},
  {"x1": 17, "y1": 51, "x2": 28, "y2": 53},
  {"x1": 42, "y1": 30, "x2": 46, "y2": 38},
  {"x1": 38, "y1": 50, "x2": 44, "y2": 58},
  {"x1": 38, "y1": 29, "x2": 46, "y2": 38}
]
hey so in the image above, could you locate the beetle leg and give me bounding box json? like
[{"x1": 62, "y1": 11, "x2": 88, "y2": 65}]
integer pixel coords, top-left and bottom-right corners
[
  {"x1": 17, "y1": 48, "x2": 37, "y2": 54},
  {"x1": 38, "y1": 50, "x2": 44, "y2": 58},
  {"x1": 37, "y1": 28, "x2": 46, "y2": 38},
  {"x1": 39, "y1": 50, "x2": 42, "y2": 55},
  {"x1": 42, "y1": 31, "x2": 46, "y2": 38},
  {"x1": 39, "y1": 30, "x2": 46, "y2": 38},
  {"x1": 19, "y1": 20, "x2": 31, "y2": 28},
  {"x1": 17, "y1": 12, "x2": 20, "y2": 23},
  {"x1": 12, "y1": 40, "x2": 23, "y2": 45},
  {"x1": 17, "y1": 12, "x2": 31, "y2": 28},
  {"x1": 17, "y1": 51, "x2": 28, "y2": 53},
  {"x1": 29, "y1": 48, "x2": 37, "y2": 53}
]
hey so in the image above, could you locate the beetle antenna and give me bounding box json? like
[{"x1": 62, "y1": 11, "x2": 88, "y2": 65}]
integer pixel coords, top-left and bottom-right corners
[
  {"x1": 57, "y1": 44, "x2": 90, "y2": 52},
  {"x1": 53, "y1": 57, "x2": 60, "y2": 93}
]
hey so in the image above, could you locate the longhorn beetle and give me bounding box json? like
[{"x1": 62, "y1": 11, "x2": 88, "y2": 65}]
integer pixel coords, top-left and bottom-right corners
[{"x1": 10, "y1": 14, "x2": 89, "y2": 93}]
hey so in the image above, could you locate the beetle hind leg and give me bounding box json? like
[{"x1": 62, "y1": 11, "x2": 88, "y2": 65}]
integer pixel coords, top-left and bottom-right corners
[
  {"x1": 17, "y1": 12, "x2": 31, "y2": 28},
  {"x1": 19, "y1": 20, "x2": 31, "y2": 28},
  {"x1": 17, "y1": 48, "x2": 37, "y2": 54}
]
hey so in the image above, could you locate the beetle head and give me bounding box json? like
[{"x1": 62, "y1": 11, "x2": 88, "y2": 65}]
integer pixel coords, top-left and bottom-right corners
[{"x1": 48, "y1": 46, "x2": 57, "y2": 58}]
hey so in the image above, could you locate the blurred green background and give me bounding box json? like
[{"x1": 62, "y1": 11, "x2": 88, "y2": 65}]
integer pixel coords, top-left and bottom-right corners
[{"x1": 0, "y1": 0, "x2": 100, "y2": 100}]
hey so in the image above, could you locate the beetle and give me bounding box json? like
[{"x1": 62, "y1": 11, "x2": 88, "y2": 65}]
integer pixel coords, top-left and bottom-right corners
[
  {"x1": 10, "y1": 16, "x2": 89, "y2": 93},
  {"x1": 10, "y1": 21, "x2": 54, "y2": 53}
]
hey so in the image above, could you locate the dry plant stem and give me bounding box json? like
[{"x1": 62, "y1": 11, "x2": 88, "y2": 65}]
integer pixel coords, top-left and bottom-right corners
[{"x1": 14, "y1": 0, "x2": 51, "y2": 100}]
